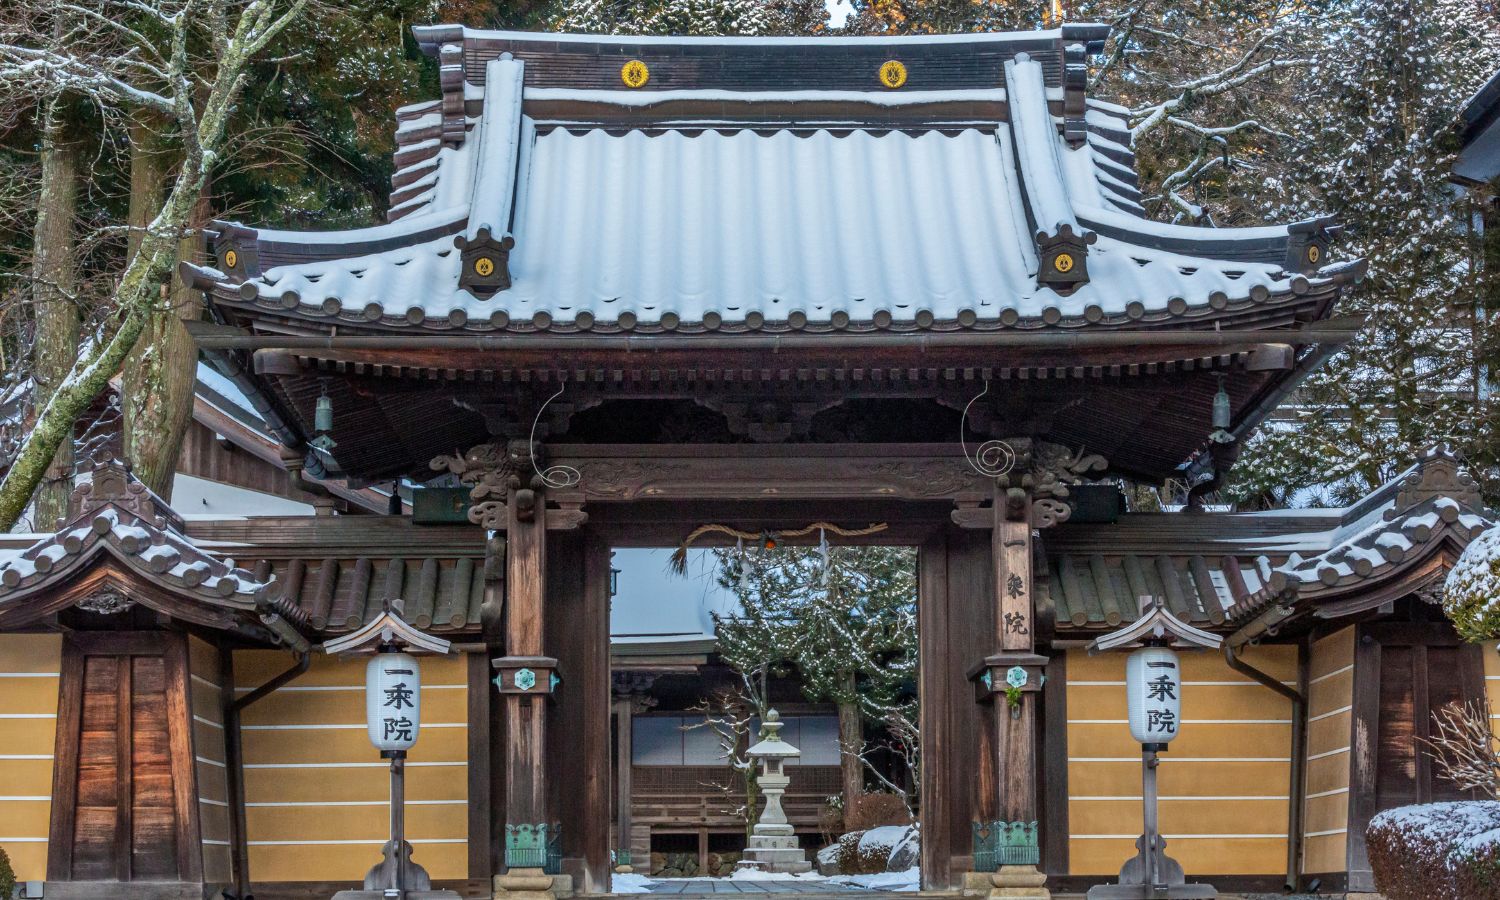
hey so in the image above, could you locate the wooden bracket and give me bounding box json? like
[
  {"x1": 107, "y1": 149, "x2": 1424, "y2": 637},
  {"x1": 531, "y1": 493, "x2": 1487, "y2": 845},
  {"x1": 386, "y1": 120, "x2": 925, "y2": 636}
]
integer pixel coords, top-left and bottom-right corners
[
  {"x1": 968, "y1": 652, "x2": 1049, "y2": 703},
  {"x1": 492, "y1": 656, "x2": 560, "y2": 695}
]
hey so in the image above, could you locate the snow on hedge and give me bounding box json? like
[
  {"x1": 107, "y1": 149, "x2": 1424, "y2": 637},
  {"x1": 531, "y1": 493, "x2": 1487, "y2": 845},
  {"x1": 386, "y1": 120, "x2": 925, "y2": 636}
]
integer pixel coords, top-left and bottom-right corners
[
  {"x1": 1367, "y1": 802, "x2": 1500, "y2": 899},
  {"x1": 1445, "y1": 526, "x2": 1500, "y2": 642}
]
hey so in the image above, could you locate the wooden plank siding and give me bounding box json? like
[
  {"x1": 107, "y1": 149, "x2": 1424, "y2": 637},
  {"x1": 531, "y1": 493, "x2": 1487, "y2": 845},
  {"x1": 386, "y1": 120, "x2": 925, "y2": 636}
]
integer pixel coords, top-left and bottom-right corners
[
  {"x1": 1301, "y1": 628, "x2": 1354, "y2": 877},
  {"x1": 187, "y1": 637, "x2": 233, "y2": 887},
  {"x1": 0, "y1": 633, "x2": 62, "y2": 881},
  {"x1": 1065, "y1": 644, "x2": 1295, "y2": 876},
  {"x1": 234, "y1": 650, "x2": 468, "y2": 882}
]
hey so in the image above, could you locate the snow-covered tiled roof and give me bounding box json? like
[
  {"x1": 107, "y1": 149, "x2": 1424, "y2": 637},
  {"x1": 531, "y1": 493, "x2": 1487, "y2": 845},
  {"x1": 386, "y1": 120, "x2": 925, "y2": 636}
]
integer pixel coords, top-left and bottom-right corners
[
  {"x1": 0, "y1": 460, "x2": 307, "y2": 645},
  {"x1": 1225, "y1": 446, "x2": 1492, "y2": 637},
  {"x1": 188, "y1": 28, "x2": 1361, "y2": 336}
]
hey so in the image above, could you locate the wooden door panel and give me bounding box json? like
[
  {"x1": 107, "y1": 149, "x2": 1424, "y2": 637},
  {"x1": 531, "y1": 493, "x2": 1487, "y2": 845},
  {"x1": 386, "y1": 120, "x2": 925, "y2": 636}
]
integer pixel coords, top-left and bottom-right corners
[
  {"x1": 1375, "y1": 646, "x2": 1417, "y2": 809},
  {"x1": 1425, "y1": 645, "x2": 1470, "y2": 803},
  {"x1": 49, "y1": 634, "x2": 199, "y2": 887}
]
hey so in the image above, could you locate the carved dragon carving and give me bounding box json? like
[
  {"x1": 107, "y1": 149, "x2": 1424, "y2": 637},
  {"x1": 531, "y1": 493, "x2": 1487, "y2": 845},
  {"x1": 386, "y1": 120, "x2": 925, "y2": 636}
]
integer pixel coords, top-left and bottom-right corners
[{"x1": 993, "y1": 438, "x2": 1108, "y2": 527}]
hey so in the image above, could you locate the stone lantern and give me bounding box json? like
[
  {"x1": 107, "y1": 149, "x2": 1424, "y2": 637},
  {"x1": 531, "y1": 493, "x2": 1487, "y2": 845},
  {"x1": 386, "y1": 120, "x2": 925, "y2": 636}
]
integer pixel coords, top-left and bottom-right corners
[{"x1": 737, "y1": 710, "x2": 812, "y2": 874}]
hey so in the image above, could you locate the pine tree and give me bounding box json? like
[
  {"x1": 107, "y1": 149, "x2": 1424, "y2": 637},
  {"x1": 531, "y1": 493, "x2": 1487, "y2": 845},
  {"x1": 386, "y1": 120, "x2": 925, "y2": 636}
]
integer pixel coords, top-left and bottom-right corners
[
  {"x1": 554, "y1": 0, "x2": 827, "y2": 36},
  {"x1": 1226, "y1": 0, "x2": 1500, "y2": 506},
  {"x1": 712, "y1": 543, "x2": 919, "y2": 807}
]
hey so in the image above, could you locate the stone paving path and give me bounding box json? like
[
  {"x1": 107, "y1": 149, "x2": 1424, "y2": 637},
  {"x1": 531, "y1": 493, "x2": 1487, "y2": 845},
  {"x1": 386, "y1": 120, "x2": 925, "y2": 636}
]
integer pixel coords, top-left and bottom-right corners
[{"x1": 639, "y1": 880, "x2": 907, "y2": 895}]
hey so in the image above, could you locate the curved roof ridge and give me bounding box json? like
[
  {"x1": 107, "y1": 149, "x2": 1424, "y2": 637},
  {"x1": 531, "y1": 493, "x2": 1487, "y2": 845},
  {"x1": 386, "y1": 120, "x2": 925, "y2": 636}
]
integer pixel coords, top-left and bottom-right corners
[{"x1": 415, "y1": 23, "x2": 1104, "y2": 48}]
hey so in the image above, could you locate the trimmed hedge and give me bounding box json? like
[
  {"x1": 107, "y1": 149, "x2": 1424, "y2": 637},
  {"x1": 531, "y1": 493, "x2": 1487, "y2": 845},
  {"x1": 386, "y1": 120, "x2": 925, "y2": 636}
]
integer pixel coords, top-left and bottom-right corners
[
  {"x1": 0, "y1": 845, "x2": 12, "y2": 900},
  {"x1": 1368, "y1": 801, "x2": 1500, "y2": 899}
]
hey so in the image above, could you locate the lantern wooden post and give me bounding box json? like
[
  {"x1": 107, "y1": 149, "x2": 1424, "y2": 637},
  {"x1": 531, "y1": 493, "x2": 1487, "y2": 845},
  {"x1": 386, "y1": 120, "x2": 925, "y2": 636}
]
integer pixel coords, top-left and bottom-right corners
[
  {"x1": 324, "y1": 600, "x2": 459, "y2": 900},
  {"x1": 1085, "y1": 597, "x2": 1221, "y2": 900}
]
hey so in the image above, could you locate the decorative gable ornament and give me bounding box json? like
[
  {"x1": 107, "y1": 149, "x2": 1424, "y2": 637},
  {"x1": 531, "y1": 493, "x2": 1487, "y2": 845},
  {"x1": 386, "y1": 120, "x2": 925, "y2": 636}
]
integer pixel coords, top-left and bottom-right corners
[
  {"x1": 455, "y1": 226, "x2": 516, "y2": 297},
  {"x1": 1036, "y1": 223, "x2": 1097, "y2": 291}
]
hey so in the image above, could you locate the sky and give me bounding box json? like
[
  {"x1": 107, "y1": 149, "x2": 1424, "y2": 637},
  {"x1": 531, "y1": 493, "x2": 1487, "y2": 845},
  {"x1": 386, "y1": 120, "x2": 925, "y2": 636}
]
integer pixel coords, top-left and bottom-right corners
[{"x1": 609, "y1": 547, "x2": 740, "y2": 638}]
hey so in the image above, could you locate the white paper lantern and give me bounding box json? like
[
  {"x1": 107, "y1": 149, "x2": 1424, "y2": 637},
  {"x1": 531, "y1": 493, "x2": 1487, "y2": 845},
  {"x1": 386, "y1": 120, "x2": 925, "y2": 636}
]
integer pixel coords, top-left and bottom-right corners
[
  {"x1": 1126, "y1": 647, "x2": 1181, "y2": 744},
  {"x1": 367, "y1": 652, "x2": 421, "y2": 753}
]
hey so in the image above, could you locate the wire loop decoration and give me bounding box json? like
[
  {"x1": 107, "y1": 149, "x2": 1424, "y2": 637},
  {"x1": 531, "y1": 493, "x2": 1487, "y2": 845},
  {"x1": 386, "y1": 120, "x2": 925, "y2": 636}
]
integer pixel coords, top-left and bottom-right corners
[
  {"x1": 670, "y1": 521, "x2": 889, "y2": 575},
  {"x1": 960, "y1": 380, "x2": 1016, "y2": 478},
  {"x1": 530, "y1": 385, "x2": 581, "y2": 489}
]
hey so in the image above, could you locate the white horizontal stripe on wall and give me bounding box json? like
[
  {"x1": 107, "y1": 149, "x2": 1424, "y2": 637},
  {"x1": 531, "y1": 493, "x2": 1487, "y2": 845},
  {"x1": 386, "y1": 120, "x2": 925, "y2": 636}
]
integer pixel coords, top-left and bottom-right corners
[
  {"x1": 247, "y1": 800, "x2": 466, "y2": 807},
  {"x1": 194, "y1": 716, "x2": 224, "y2": 730},
  {"x1": 1310, "y1": 665, "x2": 1353, "y2": 685},
  {"x1": 1069, "y1": 757, "x2": 1289, "y2": 763},
  {"x1": 0, "y1": 672, "x2": 59, "y2": 678},
  {"x1": 243, "y1": 761, "x2": 466, "y2": 769},
  {"x1": 204, "y1": 840, "x2": 232, "y2": 846},
  {"x1": 0, "y1": 714, "x2": 55, "y2": 719},
  {"x1": 1305, "y1": 828, "x2": 1349, "y2": 838},
  {"x1": 1068, "y1": 680, "x2": 1296, "y2": 687},
  {"x1": 0, "y1": 796, "x2": 50, "y2": 802},
  {"x1": 1072, "y1": 795, "x2": 1289, "y2": 802},
  {"x1": 1305, "y1": 787, "x2": 1350, "y2": 800},
  {"x1": 234, "y1": 684, "x2": 465, "y2": 693},
  {"x1": 0, "y1": 837, "x2": 48, "y2": 843},
  {"x1": 1068, "y1": 719, "x2": 1291, "y2": 725},
  {"x1": 196, "y1": 757, "x2": 227, "y2": 768},
  {"x1": 199, "y1": 798, "x2": 229, "y2": 807},
  {"x1": 1071, "y1": 834, "x2": 1286, "y2": 840},
  {"x1": 0, "y1": 754, "x2": 53, "y2": 760},
  {"x1": 1308, "y1": 706, "x2": 1352, "y2": 723},
  {"x1": 1307, "y1": 747, "x2": 1351, "y2": 762},
  {"x1": 248, "y1": 839, "x2": 467, "y2": 846},
  {"x1": 191, "y1": 675, "x2": 222, "y2": 691},
  {"x1": 241, "y1": 723, "x2": 466, "y2": 731}
]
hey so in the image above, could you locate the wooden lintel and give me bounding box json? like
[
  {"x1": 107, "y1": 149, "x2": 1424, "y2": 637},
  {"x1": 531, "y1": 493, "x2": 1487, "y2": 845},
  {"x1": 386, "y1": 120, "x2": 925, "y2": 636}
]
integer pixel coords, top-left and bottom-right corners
[{"x1": 1245, "y1": 343, "x2": 1295, "y2": 371}]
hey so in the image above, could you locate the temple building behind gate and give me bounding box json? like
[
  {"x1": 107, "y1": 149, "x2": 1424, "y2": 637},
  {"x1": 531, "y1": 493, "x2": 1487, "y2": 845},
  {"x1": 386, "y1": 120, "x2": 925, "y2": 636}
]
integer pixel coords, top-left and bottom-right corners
[{"x1": 0, "y1": 22, "x2": 1495, "y2": 900}]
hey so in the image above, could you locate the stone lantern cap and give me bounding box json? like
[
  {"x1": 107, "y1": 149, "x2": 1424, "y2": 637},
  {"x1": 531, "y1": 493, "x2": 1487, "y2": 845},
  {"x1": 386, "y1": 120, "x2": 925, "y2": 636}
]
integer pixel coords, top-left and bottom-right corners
[{"x1": 747, "y1": 709, "x2": 801, "y2": 759}]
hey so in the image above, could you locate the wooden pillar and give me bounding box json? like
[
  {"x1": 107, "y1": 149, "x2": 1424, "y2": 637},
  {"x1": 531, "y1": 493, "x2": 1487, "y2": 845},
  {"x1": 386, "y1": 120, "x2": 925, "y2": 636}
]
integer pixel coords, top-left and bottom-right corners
[
  {"x1": 974, "y1": 489, "x2": 1050, "y2": 899},
  {"x1": 994, "y1": 511, "x2": 1038, "y2": 827},
  {"x1": 614, "y1": 697, "x2": 634, "y2": 872},
  {"x1": 492, "y1": 485, "x2": 560, "y2": 899},
  {"x1": 505, "y1": 486, "x2": 547, "y2": 826}
]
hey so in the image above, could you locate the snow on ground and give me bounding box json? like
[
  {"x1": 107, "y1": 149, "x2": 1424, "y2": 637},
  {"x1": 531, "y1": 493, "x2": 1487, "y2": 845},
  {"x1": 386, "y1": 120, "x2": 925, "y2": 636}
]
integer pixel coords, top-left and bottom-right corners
[
  {"x1": 611, "y1": 873, "x2": 656, "y2": 894},
  {"x1": 828, "y1": 867, "x2": 919, "y2": 892},
  {"x1": 611, "y1": 866, "x2": 920, "y2": 894}
]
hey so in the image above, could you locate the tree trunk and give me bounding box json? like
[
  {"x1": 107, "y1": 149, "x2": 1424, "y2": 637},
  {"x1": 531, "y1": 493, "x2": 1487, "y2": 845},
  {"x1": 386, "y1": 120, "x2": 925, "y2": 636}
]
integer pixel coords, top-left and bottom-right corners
[
  {"x1": 122, "y1": 121, "x2": 204, "y2": 500},
  {"x1": 29, "y1": 103, "x2": 82, "y2": 531},
  {"x1": 838, "y1": 685, "x2": 863, "y2": 812}
]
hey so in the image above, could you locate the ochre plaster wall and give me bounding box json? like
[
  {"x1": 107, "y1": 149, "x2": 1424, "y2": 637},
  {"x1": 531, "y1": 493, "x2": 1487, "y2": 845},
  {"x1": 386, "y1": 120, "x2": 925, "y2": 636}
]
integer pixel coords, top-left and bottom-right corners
[
  {"x1": 0, "y1": 633, "x2": 61, "y2": 881},
  {"x1": 1301, "y1": 627, "x2": 1354, "y2": 876},
  {"x1": 1066, "y1": 643, "x2": 1295, "y2": 876},
  {"x1": 235, "y1": 650, "x2": 468, "y2": 882}
]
